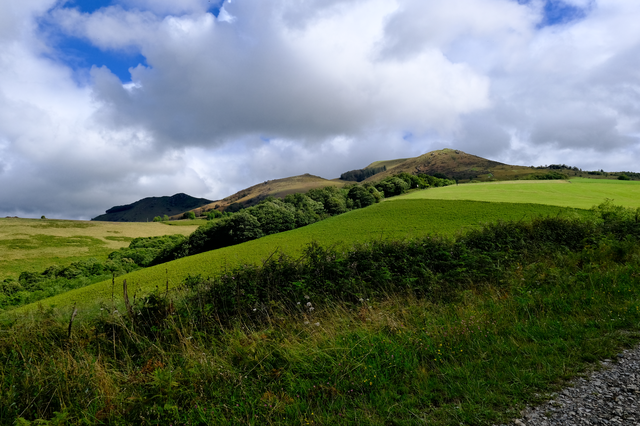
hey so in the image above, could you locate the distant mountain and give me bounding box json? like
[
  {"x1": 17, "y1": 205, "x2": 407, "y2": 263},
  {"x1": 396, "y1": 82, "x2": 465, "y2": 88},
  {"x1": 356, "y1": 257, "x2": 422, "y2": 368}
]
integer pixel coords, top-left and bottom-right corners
[{"x1": 92, "y1": 193, "x2": 212, "y2": 222}]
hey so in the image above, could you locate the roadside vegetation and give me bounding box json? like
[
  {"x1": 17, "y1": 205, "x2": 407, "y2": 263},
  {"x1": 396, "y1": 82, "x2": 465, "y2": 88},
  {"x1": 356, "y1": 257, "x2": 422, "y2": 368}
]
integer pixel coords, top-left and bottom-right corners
[{"x1": 2, "y1": 201, "x2": 640, "y2": 425}]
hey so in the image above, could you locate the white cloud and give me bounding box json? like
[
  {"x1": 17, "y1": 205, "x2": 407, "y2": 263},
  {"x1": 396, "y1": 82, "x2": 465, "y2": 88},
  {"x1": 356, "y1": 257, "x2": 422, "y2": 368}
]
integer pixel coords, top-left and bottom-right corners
[{"x1": 0, "y1": 0, "x2": 639, "y2": 219}]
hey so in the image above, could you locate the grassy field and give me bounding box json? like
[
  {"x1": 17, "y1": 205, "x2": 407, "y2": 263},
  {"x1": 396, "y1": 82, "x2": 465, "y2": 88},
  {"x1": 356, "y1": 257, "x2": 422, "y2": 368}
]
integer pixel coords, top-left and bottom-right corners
[
  {"x1": 3, "y1": 211, "x2": 640, "y2": 425},
  {"x1": 394, "y1": 178, "x2": 640, "y2": 209},
  {"x1": 0, "y1": 218, "x2": 198, "y2": 281},
  {"x1": 11, "y1": 200, "x2": 583, "y2": 314}
]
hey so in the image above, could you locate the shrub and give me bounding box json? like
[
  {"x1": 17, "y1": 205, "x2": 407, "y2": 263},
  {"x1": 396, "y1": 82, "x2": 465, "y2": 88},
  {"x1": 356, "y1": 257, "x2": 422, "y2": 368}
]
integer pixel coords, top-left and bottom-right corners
[
  {"x1": 347, "y1": 185, "x2": 376, "y2": 209},
  {"x1": 247, "y1": 200, "x2": 296, "y2": 235}
]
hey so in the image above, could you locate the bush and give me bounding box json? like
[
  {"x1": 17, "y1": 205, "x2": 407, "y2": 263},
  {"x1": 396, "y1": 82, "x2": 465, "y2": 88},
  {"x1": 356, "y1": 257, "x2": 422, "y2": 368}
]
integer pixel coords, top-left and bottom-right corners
[
  {"x1": 347, "y1": 185, "x2": 376, "y2": 209},
  {"x1": 182, "y1": 211, "x2": 196, "y2": 220},
  {"x1": 247, "y1": 200, "x2": 296, "y2": 235},
  {"x1": 205, "y1": 210, "x2": 222, "y2": 220},
  {"x1": 375, "y1": 176, "x2": 410, "y2": 197}
]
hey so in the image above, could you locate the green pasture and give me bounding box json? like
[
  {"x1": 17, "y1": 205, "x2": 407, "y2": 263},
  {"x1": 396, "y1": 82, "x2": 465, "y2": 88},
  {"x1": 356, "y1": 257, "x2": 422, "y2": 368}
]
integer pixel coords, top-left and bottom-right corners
[
  {"x1": 13, "y1": 200, "x2": 583, "y2": 314},
  {"x1": 394, "y1": 177, "x2": 640, "y2": 209},
  {"x1": 0, "y1": 218, "x2": 198, "y2": 281}
]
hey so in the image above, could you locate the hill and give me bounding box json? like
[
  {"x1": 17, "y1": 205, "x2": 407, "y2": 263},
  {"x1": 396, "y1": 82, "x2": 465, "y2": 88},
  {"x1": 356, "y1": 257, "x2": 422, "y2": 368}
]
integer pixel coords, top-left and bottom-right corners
[
  {"x1": 192, "y1": 173, "x2": 347, "y2": 215},
  {"x1": 92, "y1": 193, "x2": 212, "y2": 222},
  {"x1": 364, "y1": 148, "x2": 547, "y2": 182}
]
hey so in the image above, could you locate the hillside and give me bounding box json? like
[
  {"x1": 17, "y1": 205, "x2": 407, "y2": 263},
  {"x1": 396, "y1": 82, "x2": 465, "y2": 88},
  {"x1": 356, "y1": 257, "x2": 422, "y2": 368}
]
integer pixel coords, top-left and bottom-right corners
[
  {"x1": 97, "y1": 149, "x2": 595, "y2": 221},
  {"x1": 364, "y1": 148, "x2": 546, "y2": 182},
  {"x1": 92, "y1": 193, "x2": 212, "y2": 222},
  {"x1": 364, "y1": 157, "x2": 409, "y2": 171},
  {"x1": 192, "y1": 173, "x2": 347, "y2": 215}
]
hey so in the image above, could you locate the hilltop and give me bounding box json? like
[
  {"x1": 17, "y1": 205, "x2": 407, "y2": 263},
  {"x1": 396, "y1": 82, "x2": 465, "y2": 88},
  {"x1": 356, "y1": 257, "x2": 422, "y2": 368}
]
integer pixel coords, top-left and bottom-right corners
[
  {"x1": 364, "y1": 148, "x2": 544, "y2": 182},
  {"x1": 92, "y1": 193, "x2": 212, "y2": 222}
]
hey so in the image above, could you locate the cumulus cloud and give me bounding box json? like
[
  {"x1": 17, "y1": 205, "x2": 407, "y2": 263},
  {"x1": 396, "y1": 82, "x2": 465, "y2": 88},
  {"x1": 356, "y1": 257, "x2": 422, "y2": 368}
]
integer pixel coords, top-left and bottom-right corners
[{"x1": 0, "y1": 0, "x2": 639, "y2": 219}]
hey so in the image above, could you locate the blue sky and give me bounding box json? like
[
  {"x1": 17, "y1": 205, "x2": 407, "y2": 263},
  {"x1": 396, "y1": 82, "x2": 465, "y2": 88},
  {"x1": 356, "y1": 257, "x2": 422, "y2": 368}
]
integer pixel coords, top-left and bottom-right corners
[
  {"x1": 1, "y1": 0, "x2": 639, "y2": 219},
  {"x1": 48, "y1": 0, "x2": 225, "y2": 82}
]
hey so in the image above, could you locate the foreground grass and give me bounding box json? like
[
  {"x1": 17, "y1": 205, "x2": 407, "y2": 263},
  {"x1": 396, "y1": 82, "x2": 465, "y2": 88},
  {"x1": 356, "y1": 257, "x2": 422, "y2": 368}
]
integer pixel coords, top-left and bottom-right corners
[
  {"x1": 0, "y1": 218, "x2": 197, "y2": 281},
  {"x1": 395, "y1": 178, "x2": 640, "y2": 209},
  {"x1": 11, "y1": 200, "x2": 580, "y2": 314},
  {"x1": 2, "y1": 217, "x2": 640, "y2": 425}
]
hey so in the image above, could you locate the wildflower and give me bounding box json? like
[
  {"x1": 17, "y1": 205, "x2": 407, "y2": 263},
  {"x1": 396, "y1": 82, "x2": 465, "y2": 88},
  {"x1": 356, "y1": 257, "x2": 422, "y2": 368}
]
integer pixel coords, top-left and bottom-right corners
[
  {"x1": 306, "y1": 302, "x2": 312, "y2": 307},
  {"x1": 314, "y1": 322, "x2": 320, "y2": 326},
  {"x1": 309, "y1": 307, "x2": 315, "y2": 312},
  {"x1": 304, "y1": 295, "x2": 310, "y2": 299}
]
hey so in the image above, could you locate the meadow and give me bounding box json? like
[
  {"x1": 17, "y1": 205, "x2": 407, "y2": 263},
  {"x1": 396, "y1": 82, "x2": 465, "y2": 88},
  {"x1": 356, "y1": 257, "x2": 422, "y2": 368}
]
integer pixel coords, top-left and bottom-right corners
[
  {"x1": 10, "y1": 199, "x2": 581, "y2": 314},
  {"x1": 3, "y1": 205, "x2": 640, "y2": 425},
  {"x1": 0, "y1": 218, "x2": 198, "y2": 281},
  {"x1": 394, "y1": 178, "x2": 640, "y2": 209},
  {"x1": 4, "y1": 180, "x2": 640, "y2": 425}
]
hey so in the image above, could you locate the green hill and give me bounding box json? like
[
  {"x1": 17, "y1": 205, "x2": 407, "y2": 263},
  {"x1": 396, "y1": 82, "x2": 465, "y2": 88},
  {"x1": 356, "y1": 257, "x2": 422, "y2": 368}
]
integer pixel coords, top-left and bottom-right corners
[{"x1": 394, "y1": 178, "x2": 640, "y2": 209}]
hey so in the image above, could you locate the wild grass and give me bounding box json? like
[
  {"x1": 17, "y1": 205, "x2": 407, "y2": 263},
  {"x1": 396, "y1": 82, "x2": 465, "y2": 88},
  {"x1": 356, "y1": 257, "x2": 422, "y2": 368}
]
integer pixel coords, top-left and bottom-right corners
[
  {"x1": 2, "y1": 211, "x2": 640, "y2": 425},
  {"x1": 0, "y1": 218, "x2": 198, "y2": 281},
  {"x1": 11, "y1": 200, "x2": 581, "y2": 314},
  {"x1": 395, "y1": 178, "x2": 640, "y2": 209}
]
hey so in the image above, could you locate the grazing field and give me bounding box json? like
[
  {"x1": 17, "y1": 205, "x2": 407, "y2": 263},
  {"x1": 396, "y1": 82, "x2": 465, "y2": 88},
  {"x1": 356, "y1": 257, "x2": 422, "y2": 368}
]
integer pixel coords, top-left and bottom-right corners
[
  {"x1": 0, "y1": 218, "x2": 198, "y2": 281},
  {"x1": 12, "y1": 199, "x2": 583, "y2": 314},
  {"x1": 393, "y1": 178, "x2": 640, "y2": 209}
]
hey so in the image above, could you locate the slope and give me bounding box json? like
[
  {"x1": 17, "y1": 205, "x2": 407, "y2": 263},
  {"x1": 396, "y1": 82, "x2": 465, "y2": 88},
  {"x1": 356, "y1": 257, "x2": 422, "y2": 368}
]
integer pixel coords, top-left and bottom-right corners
[
  {"x1": 193, "y1": 173, "x2": 347, "y2": 214},
  {"x1": 393, "y1": 178, "x2": 640, "y2": 209},
  {"x1": 13, "y1": 199, "x2": 581, "y2": 314}
]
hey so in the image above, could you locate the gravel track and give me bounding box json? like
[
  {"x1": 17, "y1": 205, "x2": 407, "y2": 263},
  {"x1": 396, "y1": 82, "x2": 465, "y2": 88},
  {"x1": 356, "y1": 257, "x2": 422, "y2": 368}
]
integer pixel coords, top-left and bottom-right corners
[{"x1": 497, "y1": 344, "x2": 640, "y2": 426}]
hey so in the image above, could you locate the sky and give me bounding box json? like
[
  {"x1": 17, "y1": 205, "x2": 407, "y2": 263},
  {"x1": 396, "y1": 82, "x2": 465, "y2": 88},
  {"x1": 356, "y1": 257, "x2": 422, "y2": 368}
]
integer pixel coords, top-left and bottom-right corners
[{"x1": 0, "y1": 0, "x2": 639, "y2": 219}]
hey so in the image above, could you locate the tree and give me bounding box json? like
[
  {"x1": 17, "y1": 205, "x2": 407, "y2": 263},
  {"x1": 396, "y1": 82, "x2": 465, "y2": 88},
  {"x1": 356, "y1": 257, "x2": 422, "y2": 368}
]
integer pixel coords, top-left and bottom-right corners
[
  {"x1": 183, "y1": 211, "x2": 196, "y2": 220},
  {"x1": 153, "y1": 216, "x2": 162, "y2": 222},
  {"x1": 375, "y1": 176, "x2": 410, "y2": 197},
  {"x1": 347, "y1": 185, "x2": 376, "y2": 209},
  {"x1": 205, "y1": 210, "x2": 223, "y2": 220},
  {"x1": 248, "y1": 200, "x2": 296, "y2": 235}
]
